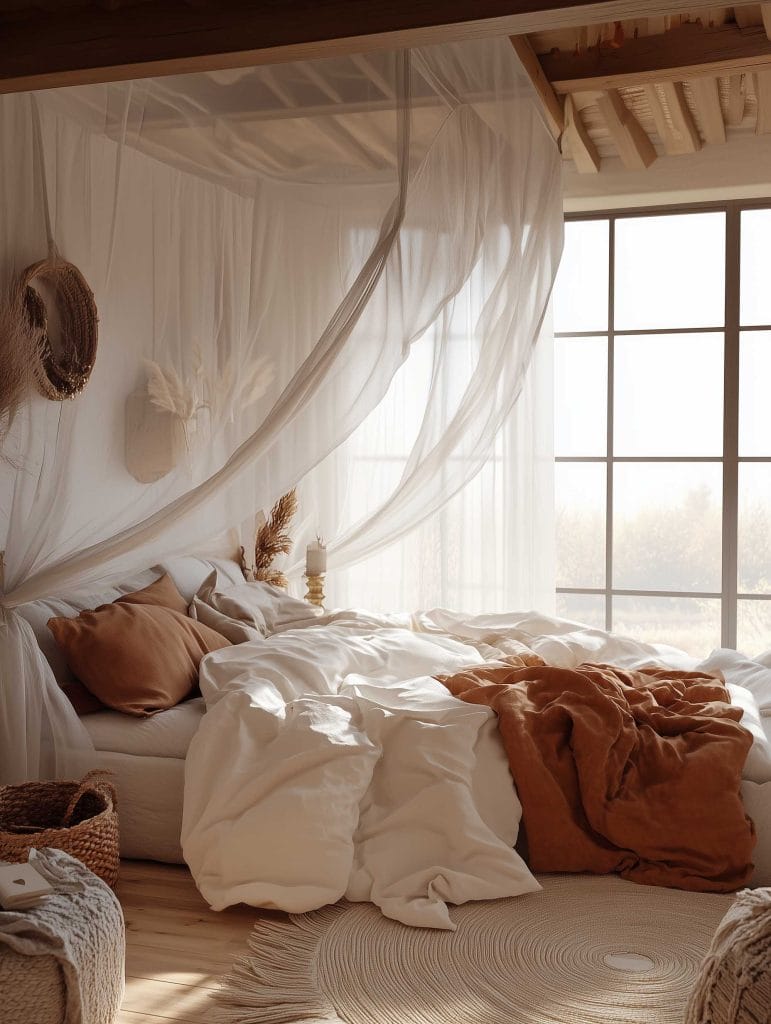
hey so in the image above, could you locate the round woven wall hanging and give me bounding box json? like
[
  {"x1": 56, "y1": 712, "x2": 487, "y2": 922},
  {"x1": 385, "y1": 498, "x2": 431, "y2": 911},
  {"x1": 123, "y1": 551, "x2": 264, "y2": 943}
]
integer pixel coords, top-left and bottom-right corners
[{"x1": 20, "y1": 257, "x2": 98, "y2": 401}]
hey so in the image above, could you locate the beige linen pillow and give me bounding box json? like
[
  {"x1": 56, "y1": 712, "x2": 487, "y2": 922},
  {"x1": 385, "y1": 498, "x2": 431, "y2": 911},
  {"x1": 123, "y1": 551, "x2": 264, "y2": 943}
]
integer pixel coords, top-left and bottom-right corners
[{"x1": 48, "y1": 599, "x2": 230, "y2": 717}]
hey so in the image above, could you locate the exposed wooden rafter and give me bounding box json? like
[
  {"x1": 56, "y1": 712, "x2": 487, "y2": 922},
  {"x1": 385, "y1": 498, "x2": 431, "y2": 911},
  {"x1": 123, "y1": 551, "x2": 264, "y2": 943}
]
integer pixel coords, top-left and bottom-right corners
[
  {"x1": 762, "y1": 4, "x2": 771, "y2": 38},
  {"x1": 510, "y1": 34, "x2": 564, "y2": 140},
  {"x1": 540, "y1": 23, "x2": 771, "y2": 92},
  {"x1": 726, "y1": 72, "x2": 747, "y2": 123},
  {"x1": 645, "y1": 81, "x2": 702, "y2": 154},
  {"x1": 755, "y1": 68, "x2": 771, "y2": 131},
  {"x1": 562, "y1": 93, "x2": 600, "y2": 172},
  {"x1": 596, "y1": 88, "x2": 657, "y2": 169},
  {"x1": 0, "y1": 0, "x2": 741, "y2": 95},
  {"x1": 687, "y1": 75, "x2": 727, "y2": 142}
]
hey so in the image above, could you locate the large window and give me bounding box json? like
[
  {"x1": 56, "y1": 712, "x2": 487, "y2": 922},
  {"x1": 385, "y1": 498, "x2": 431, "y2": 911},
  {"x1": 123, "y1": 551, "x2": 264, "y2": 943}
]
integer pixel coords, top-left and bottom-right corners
[{"x1": 554, "y1": 203, "x2": 771, "y2": 657}]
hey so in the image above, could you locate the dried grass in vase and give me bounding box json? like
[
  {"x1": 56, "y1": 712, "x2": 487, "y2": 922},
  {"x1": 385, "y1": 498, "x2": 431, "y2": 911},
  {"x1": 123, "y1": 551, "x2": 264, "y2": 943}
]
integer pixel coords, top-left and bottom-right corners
[{"x1": 241, "y1": 488, "x2": 298, "y2": 589}]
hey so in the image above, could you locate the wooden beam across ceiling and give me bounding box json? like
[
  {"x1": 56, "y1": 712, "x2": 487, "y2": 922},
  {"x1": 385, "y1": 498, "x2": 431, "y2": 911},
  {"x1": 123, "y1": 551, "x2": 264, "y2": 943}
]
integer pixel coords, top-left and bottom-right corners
[
  {"x1": 645, "y1": 81, "x2": 702, "y2": 155},
  {"x1": 510, "y1": 34, "x2": 564, "y2": 139},
  {"x1": 562, "y1": 92, "x2": 600, "y2": 172},
  {"x1": 596, "y1": 88, "x2": 657, "y2": 170},
  {"x1": 755, "y1": 68, "x2": 771, "y2": 131},
  {"x1": 686, "y1": 75, "x2": 727, "y2": 143},
  {"x1": 540, "y1": 22, "x2": 771, "y2": 93},
  {"x1": 0, "y1": 0, "x2": 746, "y2": 94}
]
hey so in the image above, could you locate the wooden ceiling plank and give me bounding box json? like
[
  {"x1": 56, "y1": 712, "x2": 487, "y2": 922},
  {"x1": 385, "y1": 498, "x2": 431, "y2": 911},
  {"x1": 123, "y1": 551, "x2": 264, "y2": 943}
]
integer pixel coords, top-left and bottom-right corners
[
  {"x1": 686, "y1": 75, "x2": 726, "y2": 142},
  {"x1": 510, "y1": 35, "x2": 564, "y2": 140},
  {"x1": 349, "y1": 54, "x2": 395, "y2": 99},
  {"x1": 541, "y1": 23, "x2": 771, "y2": 93},
  {"x1": 563, "y1": 93, "x2": 600, "y2": 172},
  {"x1": 260, "y1": 67, "x2": 297, "y2": 108},
  {"x1": 659, "y1": 80, "x2": 703, "y2": 151},
  {"x1": 726, "y1": 72, "x2": 747, "y2": 123},
  {"x1": 0, "y1": 0, "x2": 746, "y2": 95},
  {"x1": 301, "y1": 63, "x2": 345, "y2": 104},
  {"x1": 645, "y1": 81, "x2": 702, "y2": 154},
  {"x1": 734, "y1": 4, "x2": 764, "y2": 29},
  {"x1": 761, "y1": 3, "x2": 771, "y2": 39},
  {"x1": 596, "y1": 88, "x2": 657, "y2": 169},
  {"x1": 755, "y1": 68, "x2": 771, "y2": 131}
]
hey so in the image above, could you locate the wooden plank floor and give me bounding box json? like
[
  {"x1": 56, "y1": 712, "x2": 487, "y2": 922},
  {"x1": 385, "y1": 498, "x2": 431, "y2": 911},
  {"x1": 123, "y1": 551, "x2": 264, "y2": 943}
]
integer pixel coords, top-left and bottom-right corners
[{"x1": 116, "y1": 860, "x2": 263, "y2": 1023}]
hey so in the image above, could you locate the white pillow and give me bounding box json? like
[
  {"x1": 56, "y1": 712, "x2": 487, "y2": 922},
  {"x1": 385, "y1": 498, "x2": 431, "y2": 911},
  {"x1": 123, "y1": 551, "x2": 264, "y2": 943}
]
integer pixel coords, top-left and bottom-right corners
[
  {"x1": 189, "y1": 570, "x2": 266, "y2": 643},
  {"x1": 189, "y1": 571, "x2": 319, "y2": 641},
  {"x1": 726, "y1": 683, "x2": 771, "y2": 784},
  {"x1": 700, "y1": 648, "x2": 771, "y2": 714}
]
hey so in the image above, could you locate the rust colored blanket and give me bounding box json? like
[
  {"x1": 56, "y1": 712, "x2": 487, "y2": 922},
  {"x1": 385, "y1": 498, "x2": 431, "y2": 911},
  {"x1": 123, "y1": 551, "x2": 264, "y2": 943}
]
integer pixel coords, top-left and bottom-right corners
[{"x1": 440, "y1": 661, "x2": 756, "y2": 892}]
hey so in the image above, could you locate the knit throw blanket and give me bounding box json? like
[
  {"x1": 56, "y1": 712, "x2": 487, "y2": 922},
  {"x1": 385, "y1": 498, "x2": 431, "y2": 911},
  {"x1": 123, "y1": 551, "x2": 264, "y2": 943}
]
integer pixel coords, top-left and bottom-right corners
[{"x1": 0, "y1": 848, "x2": 125, "y2": 1024}]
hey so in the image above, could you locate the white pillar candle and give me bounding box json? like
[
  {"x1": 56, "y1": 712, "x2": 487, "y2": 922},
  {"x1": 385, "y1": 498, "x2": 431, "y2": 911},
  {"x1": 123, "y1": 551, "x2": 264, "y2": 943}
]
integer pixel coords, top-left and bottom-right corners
[{"x1": 306, "y1": 538, "x2": 327, "y2": 575}]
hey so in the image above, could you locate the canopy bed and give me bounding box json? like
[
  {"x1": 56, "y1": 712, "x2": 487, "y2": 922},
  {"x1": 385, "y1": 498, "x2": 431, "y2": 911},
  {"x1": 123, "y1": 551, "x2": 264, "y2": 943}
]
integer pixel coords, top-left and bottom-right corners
[{"x1": 0, "y1": 30, "x2": 770, "y2": 935}]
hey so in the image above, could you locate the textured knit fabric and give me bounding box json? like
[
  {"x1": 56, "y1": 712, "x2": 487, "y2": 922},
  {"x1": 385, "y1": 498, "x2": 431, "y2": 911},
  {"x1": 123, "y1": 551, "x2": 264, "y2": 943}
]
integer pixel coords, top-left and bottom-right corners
[
  {"x1": 0, "y1": 848, "x2": 124, "y2": 1023},
  {"x1": 686, "y1": 886, "x2": 771, "y2": 1024}
]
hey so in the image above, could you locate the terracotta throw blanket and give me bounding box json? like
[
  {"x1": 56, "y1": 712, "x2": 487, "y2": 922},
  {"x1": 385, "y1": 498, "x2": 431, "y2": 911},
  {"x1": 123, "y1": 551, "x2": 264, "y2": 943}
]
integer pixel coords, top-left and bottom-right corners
[{"x1": 440, "y1": 661, "x2": 756, "y2": 892}]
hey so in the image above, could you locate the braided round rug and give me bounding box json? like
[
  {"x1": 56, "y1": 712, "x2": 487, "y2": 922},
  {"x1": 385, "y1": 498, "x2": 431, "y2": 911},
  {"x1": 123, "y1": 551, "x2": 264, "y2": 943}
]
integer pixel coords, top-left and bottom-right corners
[{"x1": 215, "y1": 875, "x2": 732, "y2": 1024}]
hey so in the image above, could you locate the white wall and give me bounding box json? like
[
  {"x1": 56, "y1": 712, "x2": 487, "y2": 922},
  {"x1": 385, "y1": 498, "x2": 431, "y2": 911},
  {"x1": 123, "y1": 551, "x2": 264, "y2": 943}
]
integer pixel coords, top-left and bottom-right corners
[{"x1": 563, "y1": 130, "x2": 771, "y2": 212}]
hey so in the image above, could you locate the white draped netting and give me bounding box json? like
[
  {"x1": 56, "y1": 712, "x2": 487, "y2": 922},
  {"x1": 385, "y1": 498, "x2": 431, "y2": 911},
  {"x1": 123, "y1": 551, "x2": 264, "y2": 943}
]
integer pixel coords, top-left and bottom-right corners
[{"x1": 0, "y1": 36, "x2": 563, "y2": 783}]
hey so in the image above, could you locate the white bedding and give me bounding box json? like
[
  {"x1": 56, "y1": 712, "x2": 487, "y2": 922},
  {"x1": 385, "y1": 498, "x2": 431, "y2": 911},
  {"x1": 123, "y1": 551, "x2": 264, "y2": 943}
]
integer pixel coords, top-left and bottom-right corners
[
  {"x1": 182, "y1": 622, "x2": 538, "y2": 929},
  {"x1": 178, "y1": 603, "x2": 771, "y2": 920}
]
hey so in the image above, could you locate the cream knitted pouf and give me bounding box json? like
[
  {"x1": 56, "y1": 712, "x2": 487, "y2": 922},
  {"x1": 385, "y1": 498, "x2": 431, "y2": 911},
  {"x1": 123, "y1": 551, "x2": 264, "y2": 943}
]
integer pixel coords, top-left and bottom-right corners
[
  {"x1": 0, "y1": 848, "x2": 124, "y2": 1024},
  {"x1": 686, "y1": 887, "x2": 771, "y2": 1024}
]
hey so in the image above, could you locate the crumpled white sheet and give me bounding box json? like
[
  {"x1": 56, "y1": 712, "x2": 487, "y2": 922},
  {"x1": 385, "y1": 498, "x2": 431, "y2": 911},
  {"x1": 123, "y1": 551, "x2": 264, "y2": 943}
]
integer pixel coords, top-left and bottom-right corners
[
  {"x1": 182, "y1": 621, "x2": 539, "y2": 929},
  {"x1": 182, "y1": 604, "x2": 771, "y2": 922}
]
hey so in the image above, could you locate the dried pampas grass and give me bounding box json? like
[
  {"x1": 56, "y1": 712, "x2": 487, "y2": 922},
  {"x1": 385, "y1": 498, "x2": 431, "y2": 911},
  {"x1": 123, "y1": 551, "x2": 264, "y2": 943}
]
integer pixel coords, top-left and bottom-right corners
[
  {"x1": 0, "y1": 285, "x2": 41, "y2": 457},
  {"x1": 247, "y1": 488, "x2": 298, "y2": 589},
  {"x1": 144, "y1": 352, "x2": 274, "y2": 430},
  {"x1": 144, "y1": 359, "x2": 201, "y2": 421}
]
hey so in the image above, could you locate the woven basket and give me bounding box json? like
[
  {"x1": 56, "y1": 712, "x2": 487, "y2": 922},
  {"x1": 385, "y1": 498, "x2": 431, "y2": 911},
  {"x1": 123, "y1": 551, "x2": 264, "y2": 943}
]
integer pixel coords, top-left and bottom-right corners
[
  {"x1": 0, "y1": 770, "x2": 119, "y2": 888},
  {"x1": 19, "y1": 257, "x2": 98, "y2": 401}
]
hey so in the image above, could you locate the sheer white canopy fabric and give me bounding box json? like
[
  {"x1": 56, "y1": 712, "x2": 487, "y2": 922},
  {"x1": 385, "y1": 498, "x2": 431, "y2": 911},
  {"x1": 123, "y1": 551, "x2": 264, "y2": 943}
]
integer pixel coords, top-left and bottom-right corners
[
  {"x1": 297, "y1": 324, "x2": 556, "y2": 615},
  {"x1": 0, "y1": 36, "x2": 562, "y2": 782}
]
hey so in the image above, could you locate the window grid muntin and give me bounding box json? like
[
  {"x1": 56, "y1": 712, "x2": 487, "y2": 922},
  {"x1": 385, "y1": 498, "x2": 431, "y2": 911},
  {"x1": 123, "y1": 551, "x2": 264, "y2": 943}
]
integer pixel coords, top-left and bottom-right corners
[{"x1": 555, "y1": 200, "x2": 771, "y2": 649}]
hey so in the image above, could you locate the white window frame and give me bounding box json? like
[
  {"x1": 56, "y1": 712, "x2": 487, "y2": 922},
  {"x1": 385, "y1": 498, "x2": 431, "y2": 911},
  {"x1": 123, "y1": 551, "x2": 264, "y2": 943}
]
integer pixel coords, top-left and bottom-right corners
[{"x1": 557, "y1": 199, "x2": 771, "y2": 648}]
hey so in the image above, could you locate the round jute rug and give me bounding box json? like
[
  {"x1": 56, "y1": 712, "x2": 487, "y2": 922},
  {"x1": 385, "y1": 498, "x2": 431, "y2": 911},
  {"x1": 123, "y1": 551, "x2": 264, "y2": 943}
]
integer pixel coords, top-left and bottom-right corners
[{"x1": 215, "y1": 875, "x2": 732, "y2": 1024}]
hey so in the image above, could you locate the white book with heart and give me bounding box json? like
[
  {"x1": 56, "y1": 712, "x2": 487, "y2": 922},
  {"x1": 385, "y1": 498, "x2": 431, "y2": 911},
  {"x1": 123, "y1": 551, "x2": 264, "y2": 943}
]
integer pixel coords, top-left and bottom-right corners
[{"x1": 0, "y1": 862, "x2": 54, "y2": 909}]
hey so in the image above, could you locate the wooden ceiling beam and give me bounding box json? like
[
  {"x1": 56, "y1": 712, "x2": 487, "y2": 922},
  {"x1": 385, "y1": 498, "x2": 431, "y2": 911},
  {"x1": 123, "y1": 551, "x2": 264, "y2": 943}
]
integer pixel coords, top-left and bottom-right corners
[
  {"x1": 762, "y1": 3, "x2": 771, "y2": 39},
  {"x1": 541, "y1": 23, "x2": 771, "y2": 93},
  {"x1": 562, "y1": 93, "x2": 600, "y2": 172},
  {"x1": 0, "y1": 0, "x2": 744, "y2": 95},
  {"x1": 645, "y1": 81, "x2": 702, "y2": 154},
  {"x1": 686, "y1": 75, "x2": 726, "y2": 143},
  {"x1": 596, "y1": 88, "x2": 657, "y2": 170},
  {"x1": 755, "y1": 68, "x2": 771, "y2": 132},
  {"x1": 510, "y1": 34, "x2": 564, "y2": 139},
  {"x1": 725, "y1": 72, "x2": 747, "y2": 124}
]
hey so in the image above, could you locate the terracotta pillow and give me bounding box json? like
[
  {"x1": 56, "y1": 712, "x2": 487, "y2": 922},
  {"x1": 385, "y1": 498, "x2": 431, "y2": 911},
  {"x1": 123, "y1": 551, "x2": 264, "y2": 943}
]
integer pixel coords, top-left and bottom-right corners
[
  {"x1": 56, "y1": 573, "x2": 192, "y2": 714},
  {"x1": 48, "y1": 602, "x2": 231, "y2": 717},
  {"x1": 115, "y1": 573, "x2": 189, "y2": 614}
]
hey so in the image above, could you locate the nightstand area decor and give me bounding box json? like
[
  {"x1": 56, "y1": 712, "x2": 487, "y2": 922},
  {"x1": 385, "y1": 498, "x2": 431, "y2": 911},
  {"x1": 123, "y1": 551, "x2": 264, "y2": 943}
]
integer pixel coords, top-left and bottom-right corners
[
  {"x1": 0, "y1": 770, "x2": 119, "y2": 888},
  {"x1": 305, "y1": 536, "x2": 326, "y2": 608}
]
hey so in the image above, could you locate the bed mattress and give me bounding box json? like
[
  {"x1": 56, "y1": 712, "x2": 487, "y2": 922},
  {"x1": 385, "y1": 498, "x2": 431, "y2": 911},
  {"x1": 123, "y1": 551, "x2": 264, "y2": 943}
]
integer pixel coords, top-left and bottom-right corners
[
  {"x1": 81, "y1": 699, "x2": 205, "y2": 863},
  {"x1": 79, "y1": 683, "x2": 771, "y2": 879}
]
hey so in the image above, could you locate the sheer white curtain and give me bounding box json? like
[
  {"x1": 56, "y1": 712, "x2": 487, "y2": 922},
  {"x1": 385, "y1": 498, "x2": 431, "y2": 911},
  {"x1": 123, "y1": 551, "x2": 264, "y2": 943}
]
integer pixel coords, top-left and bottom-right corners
[
  {"x1": 295, "y1": 314, "x2": 555, "y2": 614},
  {"x1": 0, "y1": 37, "x2": 562, "y2": 782}
]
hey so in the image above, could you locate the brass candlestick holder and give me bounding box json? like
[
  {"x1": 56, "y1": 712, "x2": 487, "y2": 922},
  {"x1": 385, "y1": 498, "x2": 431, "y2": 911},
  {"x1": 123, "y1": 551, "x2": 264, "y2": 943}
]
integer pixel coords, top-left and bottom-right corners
[{"x1": 304, "y1": 573, "x2": 325, "y2": 608}]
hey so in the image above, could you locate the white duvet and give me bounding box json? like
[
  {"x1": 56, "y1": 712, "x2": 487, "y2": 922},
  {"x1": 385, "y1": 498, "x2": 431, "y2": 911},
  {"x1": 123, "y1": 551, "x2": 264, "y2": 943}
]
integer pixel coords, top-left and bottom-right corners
[{"x1": 182, "y1": 602, "x2": 771, "y2": 925}]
